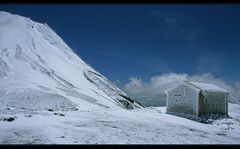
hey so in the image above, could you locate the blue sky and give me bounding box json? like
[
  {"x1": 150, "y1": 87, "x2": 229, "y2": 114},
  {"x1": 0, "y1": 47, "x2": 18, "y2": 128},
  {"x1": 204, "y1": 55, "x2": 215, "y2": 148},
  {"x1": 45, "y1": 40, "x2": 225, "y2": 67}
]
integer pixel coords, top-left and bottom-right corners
[{"x1": 1, "y1": 4, "x2": 240, "y2": 86}]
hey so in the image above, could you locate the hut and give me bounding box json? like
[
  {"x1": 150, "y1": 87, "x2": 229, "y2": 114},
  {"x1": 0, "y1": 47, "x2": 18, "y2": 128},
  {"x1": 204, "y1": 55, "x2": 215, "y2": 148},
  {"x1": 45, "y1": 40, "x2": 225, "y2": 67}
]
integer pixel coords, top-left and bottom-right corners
[{"x1": 165, "y1": 81, "x2": 229, "y2": 116}]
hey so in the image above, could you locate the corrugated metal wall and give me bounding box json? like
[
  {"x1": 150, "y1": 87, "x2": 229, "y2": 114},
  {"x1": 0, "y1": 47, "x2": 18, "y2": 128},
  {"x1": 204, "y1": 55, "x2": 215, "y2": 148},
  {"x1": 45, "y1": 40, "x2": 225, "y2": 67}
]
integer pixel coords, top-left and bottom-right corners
[
  {"x1": 166, "y1": 85, "x2": 199, "y2": 115},
  {"x1": 202, "y1": 92, "x2": 228, "y2": 115},
  {"x1": 198, "y1": 91, "x2": 204, "y2": 116},
  {"x1": 167, "y1": 85, "x2": 228, "y2": 116}
]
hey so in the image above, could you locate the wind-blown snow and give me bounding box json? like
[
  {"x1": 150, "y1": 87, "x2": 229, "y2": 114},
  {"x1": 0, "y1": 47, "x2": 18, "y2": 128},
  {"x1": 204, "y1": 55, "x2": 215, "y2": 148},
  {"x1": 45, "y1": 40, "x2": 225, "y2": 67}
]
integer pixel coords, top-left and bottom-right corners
[{"x1": 0, "y1": 11, "x2": 240, "y2": 144}]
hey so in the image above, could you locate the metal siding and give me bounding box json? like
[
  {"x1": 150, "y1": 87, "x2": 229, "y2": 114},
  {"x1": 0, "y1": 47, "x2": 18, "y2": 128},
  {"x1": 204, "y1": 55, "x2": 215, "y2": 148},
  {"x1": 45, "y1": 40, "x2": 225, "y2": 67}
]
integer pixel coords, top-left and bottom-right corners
[
  {"x1": 167, "y1": 85, "x2": 229, "y2": 116},
  {"x1": 198, "y1": 91, "x2": 204, "y2": 116},
  {"x1": 202, "y1": 92, "x2": 228, "y2": 115},
  {"x1": 166, "y1": 85, "x2": 199, "y2": 115}
]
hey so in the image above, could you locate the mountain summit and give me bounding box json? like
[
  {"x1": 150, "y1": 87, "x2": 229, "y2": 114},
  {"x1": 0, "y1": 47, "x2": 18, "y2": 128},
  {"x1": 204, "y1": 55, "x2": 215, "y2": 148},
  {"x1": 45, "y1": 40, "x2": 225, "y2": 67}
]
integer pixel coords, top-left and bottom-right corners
[{"x1": 0, "y1": 11, "x2": 143, "y2": 112}]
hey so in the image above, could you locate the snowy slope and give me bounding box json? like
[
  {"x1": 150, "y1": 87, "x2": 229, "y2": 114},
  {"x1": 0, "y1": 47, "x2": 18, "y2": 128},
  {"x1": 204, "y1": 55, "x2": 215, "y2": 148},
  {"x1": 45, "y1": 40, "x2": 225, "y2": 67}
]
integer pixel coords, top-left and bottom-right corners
[{"x1": 0, "y1": 11, "x2": 142, "y2": 112}]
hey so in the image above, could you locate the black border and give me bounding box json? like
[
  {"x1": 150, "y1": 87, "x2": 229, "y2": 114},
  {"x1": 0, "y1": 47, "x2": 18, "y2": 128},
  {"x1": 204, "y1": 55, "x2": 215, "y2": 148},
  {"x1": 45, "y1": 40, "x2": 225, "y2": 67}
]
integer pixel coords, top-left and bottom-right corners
[{"x1": 0, "y1": 1, "x2": 240, "y2": 4}]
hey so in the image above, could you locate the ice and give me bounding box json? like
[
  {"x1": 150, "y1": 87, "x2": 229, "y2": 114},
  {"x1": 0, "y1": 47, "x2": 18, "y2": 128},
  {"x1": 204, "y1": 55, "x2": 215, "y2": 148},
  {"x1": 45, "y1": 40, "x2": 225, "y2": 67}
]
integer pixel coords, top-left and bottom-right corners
[
  {"x1": 189, "y1": 81, "x2": 228, "y2": 92},
  {"x1": 0, "y1": 11, "x2": 239, "y2": 144},
  {"x1": 0, "y1": 11, "x2": 141, "y2": 110}
]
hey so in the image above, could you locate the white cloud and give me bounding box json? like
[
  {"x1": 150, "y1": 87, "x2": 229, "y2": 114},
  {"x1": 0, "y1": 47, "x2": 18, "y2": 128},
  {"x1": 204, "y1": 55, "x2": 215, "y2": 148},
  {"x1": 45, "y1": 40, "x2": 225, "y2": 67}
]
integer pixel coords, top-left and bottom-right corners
[
  {"x1": 123, "y1": 73, "x2": 240, "y2": 106},
  {"x1": 124, "y1": 77, "x2": 144, "y2": 95},
  {"x1": 149, "y1": 73, "x2": 188, "y2": 85}
]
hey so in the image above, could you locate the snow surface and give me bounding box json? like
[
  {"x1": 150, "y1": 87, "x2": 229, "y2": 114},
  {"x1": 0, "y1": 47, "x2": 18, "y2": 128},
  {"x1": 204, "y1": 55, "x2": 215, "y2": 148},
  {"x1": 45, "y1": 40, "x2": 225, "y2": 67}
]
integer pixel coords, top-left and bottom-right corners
[
  {"x1": 0, "y1": 11, "x2": 142, "y2": 111},
  {"x1": 189, "y1": 81, "x2": 228, "y2": 93},
  {"x1": 0, "y1": 103, "x2": 240, "y2": 144},
  {"x1": 1, "y1": 11, "x2": 240, "y2": 144},
  {"x1": 165, "y1": 81, "x2": 228, "y2": 94}
]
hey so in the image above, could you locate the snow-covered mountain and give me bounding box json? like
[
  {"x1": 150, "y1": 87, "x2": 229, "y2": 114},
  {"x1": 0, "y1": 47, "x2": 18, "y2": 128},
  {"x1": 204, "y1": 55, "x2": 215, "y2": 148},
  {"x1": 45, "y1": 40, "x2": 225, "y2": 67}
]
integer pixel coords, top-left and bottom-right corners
[{"x1": 0, "y1": 11, "x2": 143, "y2": 112}]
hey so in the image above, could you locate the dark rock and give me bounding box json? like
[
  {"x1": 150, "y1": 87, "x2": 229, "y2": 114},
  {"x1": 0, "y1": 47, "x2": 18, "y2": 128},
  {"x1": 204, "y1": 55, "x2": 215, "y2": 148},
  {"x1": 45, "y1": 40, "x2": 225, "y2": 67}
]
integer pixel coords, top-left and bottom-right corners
[
  {"x1": 54, "y1": 113, "x2": 65, "y2": 116},
  {"x1": 4, "y1": 117, "x2": 15, "y2": 122},
  {"x1": 47, "y1": 109, "x2": 54, "y2": 112}
]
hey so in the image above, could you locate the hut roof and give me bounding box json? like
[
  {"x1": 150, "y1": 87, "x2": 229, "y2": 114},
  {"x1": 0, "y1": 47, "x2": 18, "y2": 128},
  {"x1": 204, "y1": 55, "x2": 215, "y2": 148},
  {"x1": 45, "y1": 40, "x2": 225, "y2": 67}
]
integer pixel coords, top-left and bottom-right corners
[
  {"x1": 165, "y1": 81, "x2": 229, "y2": 93},
  {"x1": 187, "y1": 81, "x2": 228, "y2": 93}
]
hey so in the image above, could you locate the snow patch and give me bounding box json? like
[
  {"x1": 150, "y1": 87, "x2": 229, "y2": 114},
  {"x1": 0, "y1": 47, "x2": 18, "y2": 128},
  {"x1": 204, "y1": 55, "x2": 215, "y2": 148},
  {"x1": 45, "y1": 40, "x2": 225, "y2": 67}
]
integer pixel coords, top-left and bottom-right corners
[{"x1": 0, "y1": 89, "x2": 77, "y2": 112}]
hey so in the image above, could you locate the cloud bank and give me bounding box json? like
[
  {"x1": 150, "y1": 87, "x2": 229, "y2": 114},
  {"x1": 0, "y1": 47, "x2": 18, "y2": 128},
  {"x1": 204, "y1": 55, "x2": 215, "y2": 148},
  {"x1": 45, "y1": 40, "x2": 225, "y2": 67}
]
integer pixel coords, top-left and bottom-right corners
[{"x1": 123, "y1": 73, "x2": 240, "y2": 106}]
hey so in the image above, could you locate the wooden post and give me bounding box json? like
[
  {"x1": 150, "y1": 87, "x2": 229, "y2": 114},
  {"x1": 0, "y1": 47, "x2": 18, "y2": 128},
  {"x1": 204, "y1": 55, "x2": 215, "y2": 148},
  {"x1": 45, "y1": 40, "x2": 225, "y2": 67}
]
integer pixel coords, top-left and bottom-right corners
[{"x1": 198, "y1": 91, "x2": 204, "y2": 116}]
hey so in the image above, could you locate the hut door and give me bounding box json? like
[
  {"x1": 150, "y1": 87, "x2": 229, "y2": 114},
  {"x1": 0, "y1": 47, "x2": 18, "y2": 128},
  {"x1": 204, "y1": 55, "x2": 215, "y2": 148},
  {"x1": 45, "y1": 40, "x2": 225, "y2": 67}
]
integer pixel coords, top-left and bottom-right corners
[{"x1": 205, "y1": 97, "x2": 214, "y2": 114}]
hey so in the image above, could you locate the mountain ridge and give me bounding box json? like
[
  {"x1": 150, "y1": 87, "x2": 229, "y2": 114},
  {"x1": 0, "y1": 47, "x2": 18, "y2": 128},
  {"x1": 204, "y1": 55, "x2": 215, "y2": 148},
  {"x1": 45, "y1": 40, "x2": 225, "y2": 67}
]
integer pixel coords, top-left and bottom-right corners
[{"x1": 0, "y1": 11, "x2": 143, "y2": 112}]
